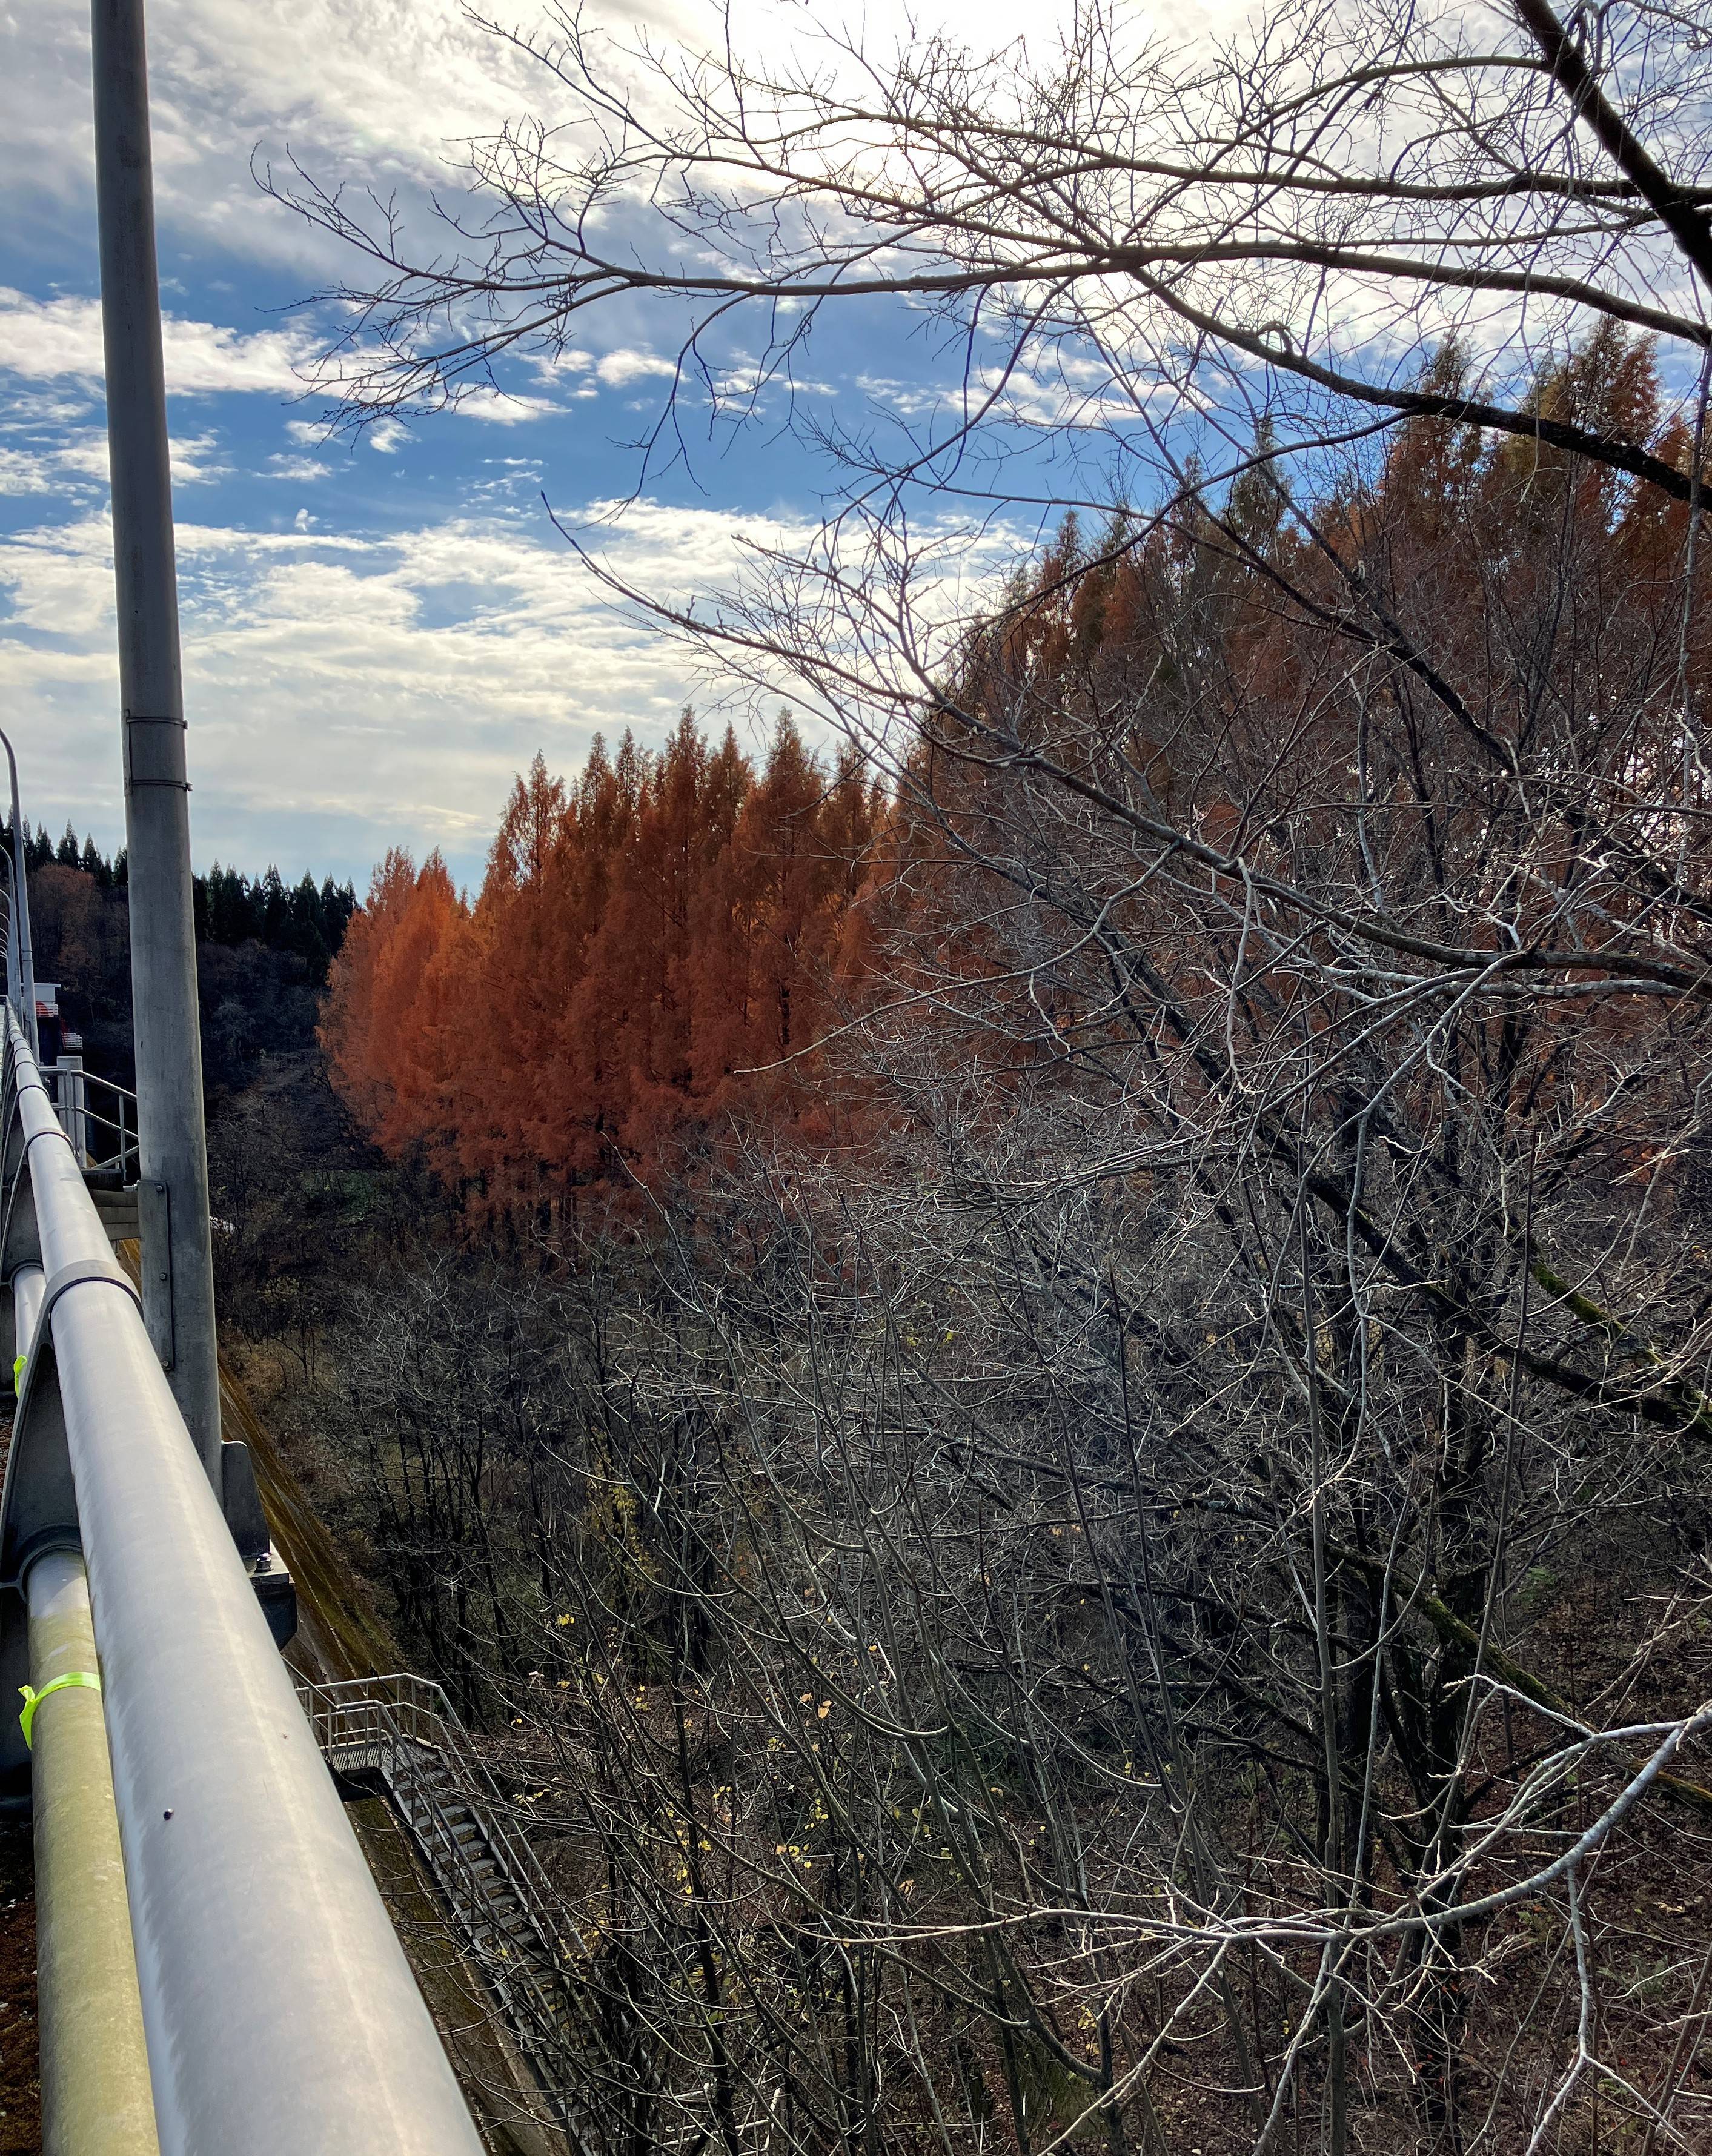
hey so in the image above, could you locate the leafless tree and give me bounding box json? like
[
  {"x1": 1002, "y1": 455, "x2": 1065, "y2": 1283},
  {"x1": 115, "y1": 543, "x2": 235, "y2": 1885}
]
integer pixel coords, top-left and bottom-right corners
[{"x1": 282, "y1": 1, "x2": 1712, "y2": 2149}]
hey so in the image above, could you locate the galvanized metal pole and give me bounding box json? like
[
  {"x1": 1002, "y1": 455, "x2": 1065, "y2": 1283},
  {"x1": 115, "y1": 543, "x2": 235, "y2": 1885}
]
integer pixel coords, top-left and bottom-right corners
[
  {"x1": 24, "y1": 1547, "x2": 161, "y2": 2156},
  {"x1": 0, "y1": 849, "x2": 18, "y2": 1034},
  {"x1": 0, "y1": 728, "x2": 40, "y2": 1053},
  {"x1": 90, "y1": 0, "x2": 221, "y2": 1480}
]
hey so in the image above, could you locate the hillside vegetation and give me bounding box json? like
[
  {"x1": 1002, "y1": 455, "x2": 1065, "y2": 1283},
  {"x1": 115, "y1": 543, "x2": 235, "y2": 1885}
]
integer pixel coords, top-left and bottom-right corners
[
  {"x1": 25, "y1": 827, "x2": 354, "y2": 1103},
  {"x1": 281, "y1": 338, "x2": 1712, "y2": 2156}
]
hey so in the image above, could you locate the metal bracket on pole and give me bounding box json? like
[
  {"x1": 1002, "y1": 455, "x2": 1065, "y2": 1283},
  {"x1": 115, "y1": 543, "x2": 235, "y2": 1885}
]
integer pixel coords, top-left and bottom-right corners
[
  {"x1": 0, "y1": 1169, "x2": 41, "y2": 1289},
  {"x1": 39, "y1": 1255, "x2": 142, "y2": 1326},
  {"x1": 136, "y1": 1178, "x2": 174, "y2": 1370},
  {"x1": 123, "y1": 716, "x2": 190, "y2": 792},
  {"x1": 0, "y1": 1322, "x2": 79, "y2": 1800}
]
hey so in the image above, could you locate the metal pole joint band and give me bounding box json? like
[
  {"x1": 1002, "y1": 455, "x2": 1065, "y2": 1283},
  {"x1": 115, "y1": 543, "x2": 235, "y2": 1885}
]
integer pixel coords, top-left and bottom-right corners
[
  {"x1": 124, "y1": 716, "x2": 190, "y2": 792},
  {"x1": 40, "y1": 1256, "x2": 144, "y2": 1329}
]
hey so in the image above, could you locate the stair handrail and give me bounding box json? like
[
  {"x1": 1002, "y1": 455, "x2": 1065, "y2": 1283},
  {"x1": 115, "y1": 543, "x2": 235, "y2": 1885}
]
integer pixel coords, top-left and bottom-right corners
[
  {"x1": 299, "y1": 1673, "x2": 574, "y2": 1954},
  {"x1": 296, "y1": 1672, "x2": 581, "y2": 2101},
  {"x1": 39, "y1": 1062, "x2": 139, "y2": 1176}
]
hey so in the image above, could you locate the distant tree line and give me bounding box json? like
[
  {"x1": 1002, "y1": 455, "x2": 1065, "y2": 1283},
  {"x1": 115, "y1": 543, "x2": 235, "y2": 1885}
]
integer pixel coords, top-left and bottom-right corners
[
  {"x1": 21, "y1": 821, "x2": 356, "y2": 983},
  {"x1": 22, "y1": 824, "x2": 357, "y2": 1106}
]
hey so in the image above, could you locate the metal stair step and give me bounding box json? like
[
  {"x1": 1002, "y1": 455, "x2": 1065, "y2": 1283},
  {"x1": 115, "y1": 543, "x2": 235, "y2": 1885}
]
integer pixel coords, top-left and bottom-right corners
[
  {"x1": 297, "y1": 1676, "x2": 571, "y2": 2072},
  {"x1": 87, "y1": 1181, "x2": 141, "y2": 1246}
]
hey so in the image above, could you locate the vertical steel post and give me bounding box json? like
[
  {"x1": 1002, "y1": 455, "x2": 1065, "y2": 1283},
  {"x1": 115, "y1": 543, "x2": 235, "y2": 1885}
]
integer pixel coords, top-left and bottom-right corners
[
  {"x1": 91, "y1": 0, "x2": 221, "y2": 1481},
  {"x1": 0, "y1": 860, "x2": 18, "y2": 1032},
  {"x1": 62, "y1": 1046, "x2": 90, "y2": 1167},
  {"x1": 0, "y1": 729, "x2": 40, "y2": 1052}
]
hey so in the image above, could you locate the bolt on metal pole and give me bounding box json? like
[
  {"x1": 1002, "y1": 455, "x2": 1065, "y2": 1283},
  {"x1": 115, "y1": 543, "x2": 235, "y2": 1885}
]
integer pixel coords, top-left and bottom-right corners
[{"x1": 91, "y1": 0, "x2": 221, "y2": 1481}]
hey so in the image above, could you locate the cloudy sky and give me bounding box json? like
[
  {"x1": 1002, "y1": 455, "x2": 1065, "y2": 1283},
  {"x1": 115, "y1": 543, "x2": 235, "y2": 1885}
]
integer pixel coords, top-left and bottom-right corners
[{"x1": 1, "y1": 0, "x2": 1229, "y2": 889}]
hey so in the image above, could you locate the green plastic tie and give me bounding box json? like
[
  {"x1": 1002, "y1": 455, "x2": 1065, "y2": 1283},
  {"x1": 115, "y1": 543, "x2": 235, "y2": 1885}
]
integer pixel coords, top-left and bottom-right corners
[{"x1": 19, "y1": 1673, "x2": 102, "y2": 1749}]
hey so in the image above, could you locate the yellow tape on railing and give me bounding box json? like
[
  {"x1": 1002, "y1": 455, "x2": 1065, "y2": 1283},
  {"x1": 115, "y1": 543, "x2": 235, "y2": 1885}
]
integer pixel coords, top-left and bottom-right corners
[{"x1": 18, "y1": 1672, "x2": 102, "y2": 1748}]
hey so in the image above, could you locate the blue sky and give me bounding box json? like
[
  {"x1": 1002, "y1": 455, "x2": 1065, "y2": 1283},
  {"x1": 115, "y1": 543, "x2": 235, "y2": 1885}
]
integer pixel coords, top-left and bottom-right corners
[{"x1": 2, "y1": 0, "x2": 1200, "y2": 891}]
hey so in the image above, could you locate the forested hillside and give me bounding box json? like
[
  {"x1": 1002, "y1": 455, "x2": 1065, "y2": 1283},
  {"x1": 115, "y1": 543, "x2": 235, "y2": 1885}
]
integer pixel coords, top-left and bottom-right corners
[
  {"x1": 25, "y1": 827, "x2": 355, "y2": 1100},
  {"x1": 273, "y1": 327, "x2": 1712, "y2": 2156}
]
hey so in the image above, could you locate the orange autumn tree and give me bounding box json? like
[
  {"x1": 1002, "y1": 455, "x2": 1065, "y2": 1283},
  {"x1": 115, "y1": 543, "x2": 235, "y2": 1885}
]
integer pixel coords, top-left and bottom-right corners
[
  {"x1": 321, "y1": 715, "x2": 883, "y2": 1207},
  {"x1": 319, "y1": 847, "x2": 470, "y2": 1167}
]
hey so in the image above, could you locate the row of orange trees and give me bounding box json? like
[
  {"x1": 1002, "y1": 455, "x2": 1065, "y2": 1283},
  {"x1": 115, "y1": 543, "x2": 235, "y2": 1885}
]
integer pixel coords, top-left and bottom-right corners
[{"x1": 320, "y1": 714, "x2": 884, "y2": 1206}]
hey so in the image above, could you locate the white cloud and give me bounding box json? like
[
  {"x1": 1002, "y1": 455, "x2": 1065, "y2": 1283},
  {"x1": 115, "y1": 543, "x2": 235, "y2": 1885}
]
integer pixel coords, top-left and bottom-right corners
[
  {"x1": 170, "y1": 433, "x2": 233, "y2": 486},
  {"x1": 528, "y1": 351, "x2": 596, "y2": 384},
  {"x1": 367, "y1": 420, "x2": 409, "y2": 454},
  {"x1": 0, "y1": 288, "x2": 311, "y2": 396},
  {"x1": 0, "y1": 491, "x2": 1029, "y2": 880},
  {"x1": 0, "y1": 499, "x2": 832, "y2": 880},
  {"x1": 266, "y1": 453, "x2": 331, "y2": 481},
  {"x1": 1, "y1": 390, "x2": 92, "y2": 429},
  {"x1": 455, "y1": 386, "x2": 560, "y2": 425},
  {"x1": 0, "y1": 0, "x2": 720, "y2": 278},
  {"x1": 0, "y1": 448, "x2": 56, "y2": 496},
  {"x1": 51, "y1": 434, "x2": 113, "y2": 482},
  {"x1": 0, "y1": 424, "x2": 225, "y2": 494},
  {"x1": 3, "y1": 0, "x2": 1191, "y2": 253},
  {"x1": 596, "y1": 348, "x2": 684, "y2": 388}
]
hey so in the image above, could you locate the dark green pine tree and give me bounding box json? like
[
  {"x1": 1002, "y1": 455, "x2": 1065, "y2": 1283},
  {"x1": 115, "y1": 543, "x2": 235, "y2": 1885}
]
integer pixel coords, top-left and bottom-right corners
[
  {"x1": 258, "y1": 866, "x2": 290, "y2": 947},
  {"x1": 319, "y1": 878, "x2": 358, "y2": 952},
  {"x1": 199, "y1": 864, "x2": 254, "y2": 945},
  {"x1": 288, "y1": 873, "x2": 331, "y2": 981}
]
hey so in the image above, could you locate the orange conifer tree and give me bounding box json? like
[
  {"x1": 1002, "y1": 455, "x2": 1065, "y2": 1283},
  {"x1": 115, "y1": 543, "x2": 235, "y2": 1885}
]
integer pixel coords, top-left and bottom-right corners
[{"x1": 323, "y1": 717, "x2": 883, "y2": 1209}]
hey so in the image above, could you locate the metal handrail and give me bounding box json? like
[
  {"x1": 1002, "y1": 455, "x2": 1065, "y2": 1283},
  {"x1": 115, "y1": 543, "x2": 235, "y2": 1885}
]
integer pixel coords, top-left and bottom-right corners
[
  {"x1": 39, "y1": 1060, "x2": 138, "y2": 1175},
  {"x1": 296, "y1": 1671, "x2": 594, "y2": 2155},
  {"x1": 1, "y1": 1011, "x2": 485, "y2": 2155},
  {"x1": 42, "y1": 1063, "x2": 138, "y2": 1113},
  {"x1": 297, "y1": 1674, "x2": 576, "y2": 2037}
]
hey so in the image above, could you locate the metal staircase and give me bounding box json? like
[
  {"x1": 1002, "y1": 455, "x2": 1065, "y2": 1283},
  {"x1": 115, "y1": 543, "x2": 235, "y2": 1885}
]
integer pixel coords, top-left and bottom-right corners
[
  {"x1": 297, "y1": 1676, "x2": 577, "y2": 2126},
  {"x1": 38, "y1": 1043, "x2": 141, "y2": 1244}
]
